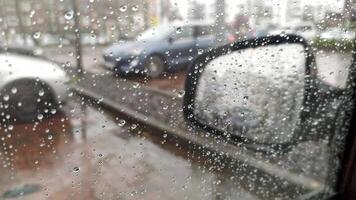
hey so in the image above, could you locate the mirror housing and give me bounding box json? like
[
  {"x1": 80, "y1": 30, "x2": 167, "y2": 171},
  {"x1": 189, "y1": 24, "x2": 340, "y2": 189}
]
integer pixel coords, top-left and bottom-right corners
[{"x1": 183, "y1": 35, "x2": 317, "y2": 152}]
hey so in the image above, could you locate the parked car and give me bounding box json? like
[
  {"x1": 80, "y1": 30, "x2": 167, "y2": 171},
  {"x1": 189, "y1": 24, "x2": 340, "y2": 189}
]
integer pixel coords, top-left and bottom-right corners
[
  {"x1": 40, "y1": 34, "x2": 70, "y2": 46},
  {"x1": 269, "y1": 26, "x2": 295, "y2": 36},
  {"x1": 0, "y1": 49, "x2": 69, "y2": 122},
  {"x1": 269, "y1": 24, "x2": 317, "y2": 41},
  {"x1": 102, "y1": 23, "x2": 236, "y2": 78},
  {"x1": 320, "y1": 28, "x2": 355, "y2": 40}
]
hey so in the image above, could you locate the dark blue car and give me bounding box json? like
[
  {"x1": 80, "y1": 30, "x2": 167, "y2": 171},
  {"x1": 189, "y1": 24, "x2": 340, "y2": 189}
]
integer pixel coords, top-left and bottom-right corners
[{"x1": 103, "y1": 23, "x2": 235, "y2": 78}]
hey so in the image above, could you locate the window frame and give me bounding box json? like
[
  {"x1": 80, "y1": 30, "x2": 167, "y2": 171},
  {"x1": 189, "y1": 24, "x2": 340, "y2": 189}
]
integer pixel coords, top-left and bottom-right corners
[{"x1": 336, "y1": 39, "x2": 356, "y2": 200}]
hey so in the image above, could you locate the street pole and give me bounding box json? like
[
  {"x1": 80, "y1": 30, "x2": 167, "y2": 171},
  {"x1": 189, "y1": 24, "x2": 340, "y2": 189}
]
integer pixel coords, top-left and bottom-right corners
[
  {"x1": 71, "y1": 0, "x2": 83, "y2": 76},
  {"x1": 14, "y1": 0, "x2": 27, "y2": 45},
  {"x1": 215, "y1": 0, "x2": 225, "y2": 45}
]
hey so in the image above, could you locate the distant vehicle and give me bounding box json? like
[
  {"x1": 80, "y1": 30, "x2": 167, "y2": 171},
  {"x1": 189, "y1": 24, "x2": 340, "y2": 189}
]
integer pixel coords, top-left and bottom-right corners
[
  {"x1": 40, "y1": 34, "x2": 70, "y2": 46},
  {"x1": 0, "y1": 49, "x2": 69, "y2": 122},
  {"x1": 0, "y1": 46, "x2": 42, "y2": 57},
  {"x1": 320, "y1": 28, "x2": 355, "y2": 40},
  {"x1": 102, "y1": 23, "x2": 236, "y2": 78},
  {"x1": 269, "y1": 27, "x2": 295, "y2": 36}
]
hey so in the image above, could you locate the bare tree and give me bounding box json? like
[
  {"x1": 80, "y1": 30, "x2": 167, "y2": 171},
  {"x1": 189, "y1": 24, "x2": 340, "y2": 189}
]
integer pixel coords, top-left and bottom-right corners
[
  {"x1": 14, "y1": 0, "x2": 27, "y2": 45},
  {"x1": 71, "y1": 0, "x2": 83, "y2": 75},
  {"x1": 215, "y1": 0, "x2": 226, "y2": 44}
]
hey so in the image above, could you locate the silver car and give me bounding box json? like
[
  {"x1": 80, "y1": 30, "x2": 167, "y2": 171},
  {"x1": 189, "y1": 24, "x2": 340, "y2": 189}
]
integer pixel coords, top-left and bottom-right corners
[{"x1": 0, "y1": 52, "x2": 69, "y2": 122}]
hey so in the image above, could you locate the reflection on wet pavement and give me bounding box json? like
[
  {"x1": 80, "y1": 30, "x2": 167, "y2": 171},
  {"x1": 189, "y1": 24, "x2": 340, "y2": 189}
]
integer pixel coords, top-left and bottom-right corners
[{"x1": 0, "y1": 101, "x2": 255, "y2": 200}]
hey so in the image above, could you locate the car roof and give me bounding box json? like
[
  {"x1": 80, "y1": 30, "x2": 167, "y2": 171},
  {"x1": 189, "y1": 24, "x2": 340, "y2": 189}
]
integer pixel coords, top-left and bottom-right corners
[{"x1": 169, "y1": 20, "x2": 215, "y2": 28}]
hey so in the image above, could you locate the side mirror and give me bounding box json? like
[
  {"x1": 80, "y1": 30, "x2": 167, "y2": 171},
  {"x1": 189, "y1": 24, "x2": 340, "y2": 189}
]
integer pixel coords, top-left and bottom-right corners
[{"x1": 183, "y1": 35, "x2": 316, "y2": 152}]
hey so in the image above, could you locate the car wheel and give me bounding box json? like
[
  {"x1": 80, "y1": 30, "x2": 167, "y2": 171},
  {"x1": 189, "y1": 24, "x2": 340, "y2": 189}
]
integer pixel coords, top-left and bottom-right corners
[
  {"x1": 145, "y1": 56, "x2": 165, "y2": 78},
  {"x1": 1, "y1": 80, "x2": 56, "y2": 122}
]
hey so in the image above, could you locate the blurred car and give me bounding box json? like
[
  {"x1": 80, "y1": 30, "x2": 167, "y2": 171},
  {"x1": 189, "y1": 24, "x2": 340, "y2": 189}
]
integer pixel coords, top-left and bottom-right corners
[
  {"x1": 269, "y1": 26, "x2": 295, "y2": 35},
  {"x1": 320, "y1": 28, "x2": 355, "y2": 40},
  {"x1": 102, "y1": 23, "x2": 236, "y2": 78},
  {"x1": 0, "y1": 49, "x2": 69, "y2": 122},
  {"x1": 7, "y1": 34, "x2": 36, "y2": 47},
  {"x1": 40, "y1": 34, "x2": 70, "y2": 46}
]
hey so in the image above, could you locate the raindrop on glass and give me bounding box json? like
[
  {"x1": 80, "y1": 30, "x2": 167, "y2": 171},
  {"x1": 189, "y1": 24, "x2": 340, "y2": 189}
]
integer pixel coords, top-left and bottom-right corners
[
  {"x1": 73, "y1": 166, "x2": 80, "y2": 172},
  {"x1": 3, "y1": 94, "x2": 9, "y2": 101},
  {"x1": 50, "y1": 109, "x2": 57, "y2": 114},
  {"x1": 176, "y1": 27, "x2": 182, "y2": 34},
  {"x1": 64, "y1": 10, "x2": 74, "y2": 20},
  {"x1": 8, "y1": 125, "x2": 13, "y2": 131},
  {"x1": 118, "y1": 119, "x2": 126, "y2": 127},
  {"x1": 47, "y1": 134, "x2": 53, "y2": 140},
  {"x1": 119, "y1": 5, "x2": 127, "y2": 12},
  {"x1": 37, "y1": 114, "x2": 44, "y2": 120},
  {"x1": 39, "y1": 89, "x2": 45, "y2": 97},
  {"x1": 178, "y1": 90, "x2": 185, "y2": 98},
  {"x1": 131, "y1": 5, "x2": 139, "y2": 11},
  {"x1": 33, "y1": 32, "x2": 41, "y2": 39},
  {"x1": 11, "y1": 87, "x2": 17, "y2": 94}
]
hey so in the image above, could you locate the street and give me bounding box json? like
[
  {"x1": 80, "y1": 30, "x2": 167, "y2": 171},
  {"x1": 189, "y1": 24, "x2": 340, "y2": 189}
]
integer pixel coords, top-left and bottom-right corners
[{"x1": 0, "y1": 97, "x2": 257, "y2": 200}]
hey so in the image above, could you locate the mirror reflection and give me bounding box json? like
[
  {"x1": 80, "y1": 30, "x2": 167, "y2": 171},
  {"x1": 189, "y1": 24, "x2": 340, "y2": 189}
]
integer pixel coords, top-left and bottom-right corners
[{"x1": 195, "y1": 44, "x2": 306, "y2": 144}]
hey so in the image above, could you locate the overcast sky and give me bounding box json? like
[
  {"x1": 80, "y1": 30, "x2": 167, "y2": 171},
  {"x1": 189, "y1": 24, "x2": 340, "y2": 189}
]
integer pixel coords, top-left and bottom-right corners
[{"x1": 169, "y1": 0, "x2": 345, "y2": 21}]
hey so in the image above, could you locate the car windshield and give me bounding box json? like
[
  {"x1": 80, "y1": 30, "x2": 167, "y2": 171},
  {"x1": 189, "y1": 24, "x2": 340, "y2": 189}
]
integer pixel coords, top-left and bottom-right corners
[
  {"x1": 0, "y1": 0, "x2": 355, "y2": 200},
  {"x1": 136, "y1": 25, "x2": 174, "y2": 41}
]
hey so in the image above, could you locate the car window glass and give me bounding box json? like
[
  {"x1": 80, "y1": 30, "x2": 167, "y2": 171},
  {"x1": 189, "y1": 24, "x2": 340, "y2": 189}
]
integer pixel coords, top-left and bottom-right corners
[{"x1": 0, "y1": 0, "x2": 354, "y2": 199}]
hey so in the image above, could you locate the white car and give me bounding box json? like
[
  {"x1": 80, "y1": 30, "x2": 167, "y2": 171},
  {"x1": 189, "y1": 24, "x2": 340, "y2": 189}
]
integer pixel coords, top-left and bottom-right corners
[
  {"x1": 320, "y1": 28, "x2": 355, "y2": 40},
  {"x1": 0, "y1": 52, "x2": 69, "y2": 122}
]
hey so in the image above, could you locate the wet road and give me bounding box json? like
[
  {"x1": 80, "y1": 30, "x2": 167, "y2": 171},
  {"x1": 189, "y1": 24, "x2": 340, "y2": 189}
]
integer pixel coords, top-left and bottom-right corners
[{"x1": 0, "y1": 98, "x2": 257, "y2": 200}]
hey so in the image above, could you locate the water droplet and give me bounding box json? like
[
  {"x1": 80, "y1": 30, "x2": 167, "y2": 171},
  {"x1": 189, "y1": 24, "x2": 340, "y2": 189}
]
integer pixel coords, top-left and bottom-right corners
[
  {"x1": 8, "y1": 125, "x2": 13, "y2": 131},
  {"x1": 3, "y1": 94, "x2": 9, "y2": 101},
  {"x1": 33, "y1": 32, "x2": 41, "y2": 39},
  {"x1": 64, "y1": 10, "x2": 74, "y2": 20},
  {"x1": 119, "y1": 5, "x2": 127, "y2": 12},
  {"x1": 132, "y1": 82, "x2": 140, "y2": 88},
  {"x1": 131, "y1": 124, "x2": 137, "y2": 129},
  {"x1": 47, "y1": 134, "x2": 53, "y2": 140},
  {"x1": 177, "y1": 90, "x2": 185, "y2": 98},
  {"x1": 131, "y1": 5, "x2": 139, "y2": 11},
  {"x1": 118, "y1": 119, "x2": 126, "y2": 127},
  {"x1": 37, "y1": 114, "x2": 44, "y2": 120},
  {"x1": 73, "y1": 166, "x2": 80, "y2": 172},
  {"x1": 50, "y1": 109, "x2": 57, "y2": 114},
  {"x1": 38, "y1": 89, "x2": 45, "y2": 97},
  {"x1": 11, "y1": 87, "x2": 17, "y2": 94},
  {"x1": 176, "y1": 27, "x2": 182, "y2": 34}
]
